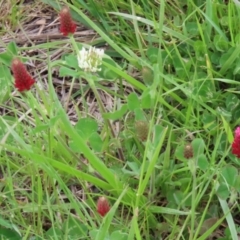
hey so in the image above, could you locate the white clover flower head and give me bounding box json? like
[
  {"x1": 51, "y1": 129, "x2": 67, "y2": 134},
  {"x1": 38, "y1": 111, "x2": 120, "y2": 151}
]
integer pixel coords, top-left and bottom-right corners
[{"x1": 77, "y1": 46, "x2": 104, "y2": 72}]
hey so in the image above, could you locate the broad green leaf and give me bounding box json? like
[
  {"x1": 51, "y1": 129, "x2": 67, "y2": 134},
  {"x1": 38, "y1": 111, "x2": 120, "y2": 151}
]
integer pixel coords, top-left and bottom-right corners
[
  {"x1": 221, "y1": 165, "x2": 238, "y2": 187},
  {"x1": 213, "y1": 35, "x2": 229, "y2": 52},
  {"x1": 125, "y1": 161, "x2": 140, "y2": 175},
  {"x1": 0, "y1": 52, "x2": 12, "y2": 65},
  {"x1": 110, "y1": 231, "x2": 128, "y2": 240},
  {"x1": 45, "y1": 227, "x2": 62, "y2": 239},
  {"x1": 59, "y1": 66, "x2": 80, "y2": 77},
  {"x1": 62, "y1": 216, "x2": 88, "y2": 238},
  {"x1": 0, "y1": 65, "x2": 11, "y2": 103},
  {"x1": 75, "y1": 118, "x2": 98, "y2": 139},
  {"x1": 103, "y1": 104, "x2": 128, "y2": 120},
  {"x1": 89, "y1": 132, "x2": 103, "y2": 152},
  {"x1": 99, "y1": 58, "x2": 119, "y2": 79},
  {"x1": 134, "y1": 108, "x2": 146, "y2": 121},
  {"x1": 89, "y1": 229, "x2": 110, "y2": 240},
  {"x1": 216, "y1": 107, "x2": 232, "y2": 123},
  {"x1": 192, "y1": 138, "x2": 205, "y2": 157},
  {"x1": 7, "y1": 41, "x2": 18, "y2": 56},
  {"x1": 146, "y1": 47, "x2": 158, "y2": 63},
  {"x1": 175, "y1": 144, "x2": 186, "y2": 162},
  {"x1": 64, "y1": 54, "x2": 79, "y2": 69},
  {"x1": 185, "y1": 22, "x2": 199, "y2": 35},
  {"x1": 234, "y1": 175, "x2": 240, "y2": 191},
  {"x1": 197, "y1": 154, "x2": 209, "y2": 171},
  {"x1": 201, "y1": 111, "x2": 216, "y2": 133},
  {"x1": 216, "y1": 183, "x2": 229, "y2": 200},
  {"x1": 194, "y1": 40, "x2": 206, "y2": 55},
  {"x1": 127, "y1": 92, "x2": 140, "y2": 110},
  {"x1": 0, "y1": 228, "x2": 21, "y2": 240},
  {"x1": 141, "y1": 90, "x2": 154, "y2": 109},
  {"x1": 69, "y1": 118, "x2": 99, "y2": 153},
  {"x1": 225, "y1": 93, "x2": 239, "y2": 111}
]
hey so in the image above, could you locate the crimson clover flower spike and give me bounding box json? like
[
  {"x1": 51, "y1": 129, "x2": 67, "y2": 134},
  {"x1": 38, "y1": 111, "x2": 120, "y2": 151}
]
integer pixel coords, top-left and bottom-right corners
[
  {"x1": 11, "y1": 58, "x2": 35, "y2": 92},
  {"x1": 232, "y1": 126, "x2": 240, "y2": 158},
  {"x1": 59, "y1": 6, "x2": 76, "y2": 36},
  {"x1": 97, "y1": 196, "x2": 110, "y2": 217}
]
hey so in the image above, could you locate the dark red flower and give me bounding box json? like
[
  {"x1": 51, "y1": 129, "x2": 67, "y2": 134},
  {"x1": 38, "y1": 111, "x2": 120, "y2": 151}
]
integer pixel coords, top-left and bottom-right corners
[
  {"x1": 232, "y1": 127, "x2": 240, "y2": 158},
  {"x1": 97, "y1": 196, "x2": 110, "y2": 217},
  {"x1": 59, "y1": 7, "x2": 76, "y2": 36},
  {"x1": 11, "y1": 58, "x2": 35, "y2": 92}
]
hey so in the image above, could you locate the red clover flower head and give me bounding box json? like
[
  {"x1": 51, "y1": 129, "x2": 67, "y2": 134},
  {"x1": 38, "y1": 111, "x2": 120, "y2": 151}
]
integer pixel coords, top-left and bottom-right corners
[
  {"x1": 11, "y1": 58, "x2": 35, "y2": 92},
  {"x1": 59, "y1": 7, "x2": 76, "y2": 36},
  {"x1": 97, "y1": 196, "x2": 110, "y2": 217},
  {"x1": 232, "y1": 126, "x2": 240, "y2": 158}
]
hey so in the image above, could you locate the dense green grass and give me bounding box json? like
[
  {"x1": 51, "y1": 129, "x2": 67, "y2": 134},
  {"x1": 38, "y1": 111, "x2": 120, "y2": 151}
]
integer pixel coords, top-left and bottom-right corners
[{"x1": 1, "y1": 0, "x2": 240, "y2": 239}]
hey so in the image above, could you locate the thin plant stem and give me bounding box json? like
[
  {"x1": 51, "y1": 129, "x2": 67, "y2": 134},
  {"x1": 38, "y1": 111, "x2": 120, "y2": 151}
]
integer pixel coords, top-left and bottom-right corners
[{"x1": 69, "y1": 35, "x2": 125, "y2": 161}]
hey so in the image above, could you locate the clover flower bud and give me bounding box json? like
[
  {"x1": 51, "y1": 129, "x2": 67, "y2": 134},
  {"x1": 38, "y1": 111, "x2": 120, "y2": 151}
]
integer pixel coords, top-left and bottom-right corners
[
  {"x1": 97, "y1": 196, "x2": 110, "y2": 217},
  {"x1": 184, "y1": 143, "x2": 194, "y2": 159}
]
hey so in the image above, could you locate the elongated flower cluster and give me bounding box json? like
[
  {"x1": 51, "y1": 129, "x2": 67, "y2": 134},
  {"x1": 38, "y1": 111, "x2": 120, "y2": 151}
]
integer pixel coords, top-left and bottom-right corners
[
  {"x1": 77, "y1": 47, "x2": 104, "y2": 72},
  {"x1": 97, "y1": 196, "x2": 110, "y2": 217},
  {"x1": 59, "y1": 7, "x2": 76, "y2": 36},
  {"x1": 232, "y1": 127, "x2": 240, "y2": 158},
  {"x1": 11, "y1": 58, "x2": 35, "y2": 92}
]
